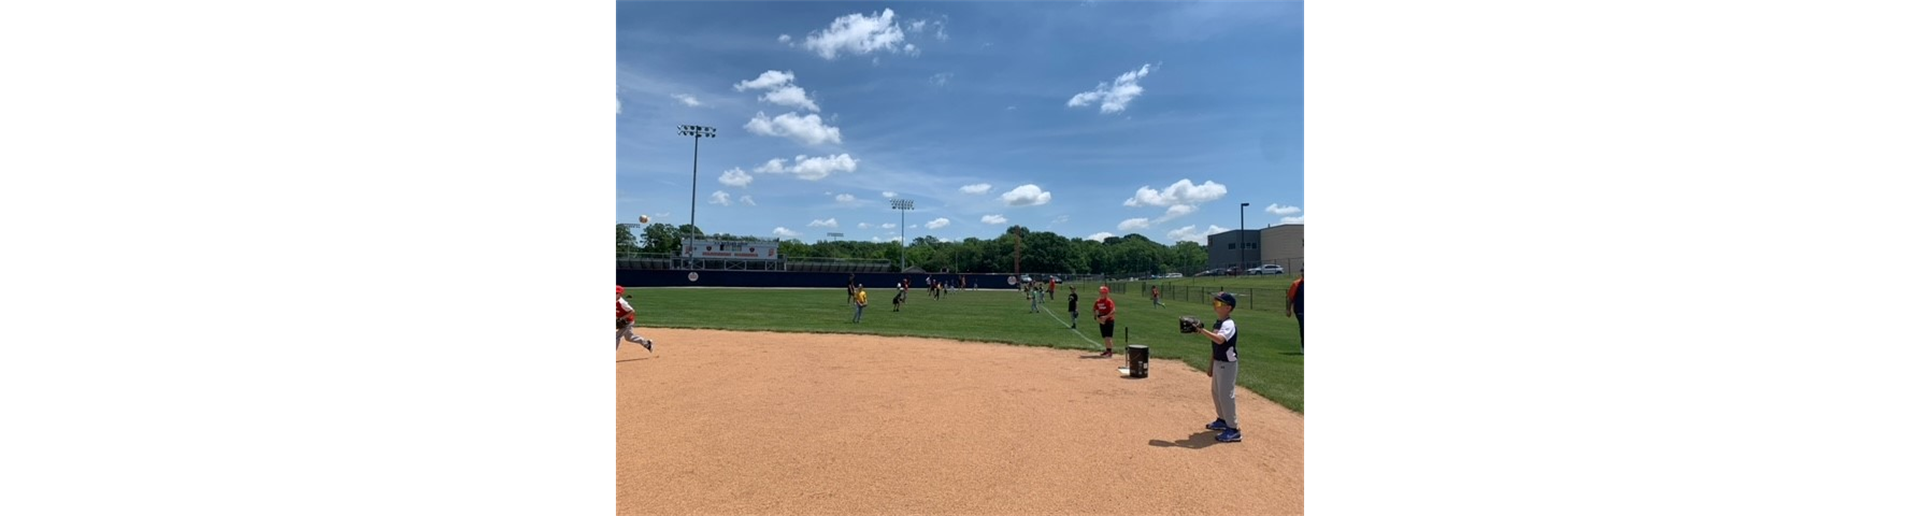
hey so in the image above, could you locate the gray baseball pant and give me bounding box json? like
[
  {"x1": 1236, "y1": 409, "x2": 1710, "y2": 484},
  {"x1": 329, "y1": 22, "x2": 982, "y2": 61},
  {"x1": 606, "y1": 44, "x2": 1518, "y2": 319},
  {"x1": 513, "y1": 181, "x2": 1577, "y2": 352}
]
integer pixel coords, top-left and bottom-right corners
[{"x1": 1212, "y1": 360, "x2": 1239, "y2": 430}]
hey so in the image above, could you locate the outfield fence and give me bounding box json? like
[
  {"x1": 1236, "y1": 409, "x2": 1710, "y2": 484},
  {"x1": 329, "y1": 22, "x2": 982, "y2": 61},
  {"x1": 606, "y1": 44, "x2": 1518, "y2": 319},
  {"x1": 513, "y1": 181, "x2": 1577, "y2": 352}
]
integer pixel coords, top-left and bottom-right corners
[{"x1": 1069, "y1": 280, "x2": 1300, "y2": 315}]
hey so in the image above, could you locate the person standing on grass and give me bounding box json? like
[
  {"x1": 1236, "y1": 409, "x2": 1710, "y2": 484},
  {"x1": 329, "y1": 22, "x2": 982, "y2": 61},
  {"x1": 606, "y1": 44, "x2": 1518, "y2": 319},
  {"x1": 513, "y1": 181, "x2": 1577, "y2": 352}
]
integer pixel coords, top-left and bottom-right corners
[
  {"x1": 1095, "y1": 285, "x2": 1117, "y2": 357},
  {"x1": 1152, "y1": 285, "x2": 1165, "y2": 308},
  {"x1": 893, "y1": 286, "x2": 907, "y2": 312},
  {"x1": 1029, "y1": 282, "x2": 1041, "y2": 313},
  {"x1": 1287, "y1": 274, "x2": 1304, "y2": 352},
  {"x1": 846, "y1": 274, "x2": 856, "y2": 305},
  {"x1": 1067, "y1": 286, "x2": 1080, "y2": 329},
  {"x1": 1048, "y1": 278, "x2": 1056, "y2": 301},
  {"x1": 853, "y1": 284, "x2": 868, "y2": 323}
]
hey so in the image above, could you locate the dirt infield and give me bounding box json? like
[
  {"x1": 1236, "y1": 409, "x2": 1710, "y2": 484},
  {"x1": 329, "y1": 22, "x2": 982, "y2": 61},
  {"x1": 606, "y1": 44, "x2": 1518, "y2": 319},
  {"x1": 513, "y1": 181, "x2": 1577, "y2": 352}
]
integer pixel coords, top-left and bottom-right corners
[{"x1": 618, "y1": 328, "x2": 1304, "y2": 515}]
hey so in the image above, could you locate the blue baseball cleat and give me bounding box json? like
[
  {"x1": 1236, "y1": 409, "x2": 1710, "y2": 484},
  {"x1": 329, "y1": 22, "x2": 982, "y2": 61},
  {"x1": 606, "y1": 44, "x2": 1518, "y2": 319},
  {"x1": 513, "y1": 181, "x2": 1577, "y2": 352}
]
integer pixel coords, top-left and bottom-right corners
[
  {"x1": 1215, "y1": 429, "x2": 1242, "y2": 442},
  {"x1": 1206, "y1": 419, "x2": 1230, "y2": 432}
]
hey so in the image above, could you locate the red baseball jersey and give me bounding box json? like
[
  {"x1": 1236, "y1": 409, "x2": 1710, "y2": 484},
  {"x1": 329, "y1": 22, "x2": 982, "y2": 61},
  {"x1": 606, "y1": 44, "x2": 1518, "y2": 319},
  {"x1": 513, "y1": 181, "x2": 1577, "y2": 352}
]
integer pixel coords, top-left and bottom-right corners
[
  {"x1": 617, "y1": 297, "x2": 634, "y2": 319},
  {"x1": 1094, "y1": 297, "x2": 1114, "y2": 318}
]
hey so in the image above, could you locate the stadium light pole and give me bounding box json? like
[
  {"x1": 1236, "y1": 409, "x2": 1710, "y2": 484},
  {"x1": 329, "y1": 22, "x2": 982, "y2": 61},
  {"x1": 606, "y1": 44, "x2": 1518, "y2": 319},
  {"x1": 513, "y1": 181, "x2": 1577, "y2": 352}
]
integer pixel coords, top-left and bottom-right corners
[
  {"x1": 891, "y1": 199, "x2": 914, "y2": 272},
  {"x1": 677, "y1": 125, "x2": 716, "y2": 241},
  {"x1": 1240, "y1": 202, "x2": 1250, "y2": 274}
]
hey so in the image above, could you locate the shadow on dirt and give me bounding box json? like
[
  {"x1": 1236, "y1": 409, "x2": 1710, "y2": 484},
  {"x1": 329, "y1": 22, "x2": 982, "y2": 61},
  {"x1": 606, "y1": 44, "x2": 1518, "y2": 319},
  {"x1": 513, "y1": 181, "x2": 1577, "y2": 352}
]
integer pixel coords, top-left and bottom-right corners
[{"x1": 1148, "y1": 430, "x2": 1225, "y2": 449}]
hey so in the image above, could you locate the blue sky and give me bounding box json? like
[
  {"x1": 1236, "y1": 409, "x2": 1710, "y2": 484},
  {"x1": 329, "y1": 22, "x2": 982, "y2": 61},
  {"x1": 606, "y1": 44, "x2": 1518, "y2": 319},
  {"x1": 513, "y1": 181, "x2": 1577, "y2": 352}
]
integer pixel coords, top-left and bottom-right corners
[{"x1": 617, "y1": 1, "x2": 1302, "y2": 246}]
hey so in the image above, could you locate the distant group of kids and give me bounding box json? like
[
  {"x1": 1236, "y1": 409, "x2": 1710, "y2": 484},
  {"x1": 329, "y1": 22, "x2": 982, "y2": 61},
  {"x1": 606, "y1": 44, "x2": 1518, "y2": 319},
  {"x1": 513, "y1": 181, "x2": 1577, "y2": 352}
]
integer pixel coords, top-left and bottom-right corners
[{"x1": 846, "y1": 274, "x2": 975, "y2": 323}]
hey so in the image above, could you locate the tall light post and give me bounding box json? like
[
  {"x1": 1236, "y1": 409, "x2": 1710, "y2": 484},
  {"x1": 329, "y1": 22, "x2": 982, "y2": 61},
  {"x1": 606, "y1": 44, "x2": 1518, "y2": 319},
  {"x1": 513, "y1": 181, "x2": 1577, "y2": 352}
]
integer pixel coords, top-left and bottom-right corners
[
  {"x1": 1239, "y1": 202, "x2": 1250, "y2": 274},
  {"x1": 891, "y1": 199, "x2": 914, "y2": 272},
  {"x1": 677, "y1": 125, "x2": 716, "y2": 241}
]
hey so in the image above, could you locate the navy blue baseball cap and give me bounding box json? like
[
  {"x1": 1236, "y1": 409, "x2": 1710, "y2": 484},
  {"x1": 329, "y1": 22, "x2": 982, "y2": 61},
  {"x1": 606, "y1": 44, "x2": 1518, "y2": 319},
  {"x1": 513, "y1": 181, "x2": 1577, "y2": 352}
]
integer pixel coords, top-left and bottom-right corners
[{"x1": 1214, "y1": 292, "x2": 1237, "y2": 308}]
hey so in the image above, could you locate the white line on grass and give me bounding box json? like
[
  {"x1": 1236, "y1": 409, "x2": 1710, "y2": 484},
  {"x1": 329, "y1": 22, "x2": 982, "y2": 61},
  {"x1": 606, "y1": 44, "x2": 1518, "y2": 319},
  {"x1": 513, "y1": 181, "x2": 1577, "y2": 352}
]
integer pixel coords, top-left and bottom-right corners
[{"x1": 1039, "y1": 304, "x2": 1104, "y2": 350}]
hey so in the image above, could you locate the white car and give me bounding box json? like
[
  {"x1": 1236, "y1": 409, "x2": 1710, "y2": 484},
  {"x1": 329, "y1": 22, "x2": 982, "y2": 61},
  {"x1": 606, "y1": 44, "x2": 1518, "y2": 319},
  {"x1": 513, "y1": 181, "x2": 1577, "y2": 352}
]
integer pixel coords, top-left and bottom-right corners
[
  {"x1": 1164, "y1": 272, "x2": 1184, "y2": 278},
  {"x1": 1252, "y1": 264, "x2": 1285, "y2": 275}
]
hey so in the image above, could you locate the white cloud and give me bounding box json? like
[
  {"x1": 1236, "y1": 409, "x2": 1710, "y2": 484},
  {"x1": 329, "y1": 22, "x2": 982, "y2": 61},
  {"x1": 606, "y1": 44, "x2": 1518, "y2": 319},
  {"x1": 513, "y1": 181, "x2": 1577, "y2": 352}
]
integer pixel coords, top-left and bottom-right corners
[
  {"x1": 754, "y1": 154, "x2": 858, "y2": 181},
  {"x1": 857, "y1": 222, "x2": 872, "y2": 229},
  {"x1": 890, "y1": 236, "x2": 902, "y2": 243},
  {"x1": 1280, "y1": 216, "x2": 1305, "y2": 225},
  {"x1": 1166, "y1": 224, "x2": 1232, "y2": 244},
  {"x1": 708, "y1": 191, "x2": 732, "y2": 206},
  {"x1": 740, "y1": 195, "x2": 757, "y2": 206},
  {"x1": 904, "y1": 43, "x2": 919, "y2": 56},
  {"x1": 960, "y1": 183, "x2": 992, "y2": 194},
  {"x1": 759, "y1": 86, "x2": 820, "y2": 112},
  {"x1": 802, "y1": 8, "x2": 908, "y2": 60},
  {"x1": 717, "y1": 168, "x2": 753, "y2": 188},
  {"x1": 835, "y1": 193, "x2": 856, "y2": 203},
  {"x1": 981, "y1": 214, "x2": 1008, "y2": 225},
  {"x1": 744, "y1": 111, "x2": 842, "y2": 146},
  {"x1": 908, "y1": 19, "x2": 928, "y2": 32},
  {"x1": 1087, "y1": 231, "x2": 1116, "y2": 241},
  {"x1": 1155, "y1": 204, "x2": 1197, "y2": 223},
  {"x1": 1118, "y1": 218, "x2": 1151, "y2": 231},
  {"x1": 734, "y1": 70, "x2": 796, "y2": 91},
  {"x1": 1124, "y1": 179, "x2": 1228, "y2": 207},
  {"x1": 909, "y1": 224, "x2": 919, "y2": 229},
  {"x1": 772, "y1": 227, "x2": 802, "y2": 239},
  {"x1": 1266, "y1": 204, "x2": 1302, "y2": 216},
  {"x1": 881, "y1": 223, "x2": 897, "y2": 229},
  {"x1": 926, "y1": 217, "x2": 951, "y2": 229},
  {"x1": 808, "y1": 218, "x2": 839, "y2": 228},
  {"x1": 930, "y1": 72, "x2": 953, "y2": 86},
  {"x1": 671, "y1": 93, "x2": 702, "y2": 107},
  {"x1": 733, "y1": 71, "x2": 823, "y2": 113},
  {"x1": 1067, "y1": 63, "x2": 1155, "y2": 114},
  {"x1": 871, "y1": 236, "x2": 882, "y2": 242},
  {"x1": 753, "y1": 158, "x2": 788, "y2": 174},
  {"x1": 1000, "y1": 184, "x2": 1053, "y2": 206},
  {"x1": 882, "y1": 191, "x2": 897, "y2": 198},
  {"x1": 791, "y1": 154, "x2": 857, "y2": 180},
  {"x1": 777, "y1": 34, "x2": 793, "y2": 44}
]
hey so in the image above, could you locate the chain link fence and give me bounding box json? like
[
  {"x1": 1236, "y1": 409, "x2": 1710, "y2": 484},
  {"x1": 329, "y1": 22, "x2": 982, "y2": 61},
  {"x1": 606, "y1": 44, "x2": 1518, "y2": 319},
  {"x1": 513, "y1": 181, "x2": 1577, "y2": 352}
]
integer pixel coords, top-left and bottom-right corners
[{"x1": 1066, "y1": 278, "x2": 1300, "y2": 315}]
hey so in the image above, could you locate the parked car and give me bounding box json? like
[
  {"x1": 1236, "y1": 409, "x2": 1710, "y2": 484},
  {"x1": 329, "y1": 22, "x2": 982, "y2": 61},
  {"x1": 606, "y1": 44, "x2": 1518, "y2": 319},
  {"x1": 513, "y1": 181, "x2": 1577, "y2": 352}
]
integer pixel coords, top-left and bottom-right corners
[
  {"x1": 1252, "y1": 264, "x2": 1285, "y2": 275},
  {"x1": 1165, "y1": 272, "x2": 1184, "y2": 278}
]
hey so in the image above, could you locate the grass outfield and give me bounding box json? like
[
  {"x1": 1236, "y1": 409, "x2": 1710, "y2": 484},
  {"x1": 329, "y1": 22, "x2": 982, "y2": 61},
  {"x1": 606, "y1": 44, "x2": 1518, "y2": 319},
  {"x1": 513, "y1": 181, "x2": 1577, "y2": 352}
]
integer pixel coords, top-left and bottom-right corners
[{"x1": 627, "y1": 286, "x2": 1304, "y2": 413}]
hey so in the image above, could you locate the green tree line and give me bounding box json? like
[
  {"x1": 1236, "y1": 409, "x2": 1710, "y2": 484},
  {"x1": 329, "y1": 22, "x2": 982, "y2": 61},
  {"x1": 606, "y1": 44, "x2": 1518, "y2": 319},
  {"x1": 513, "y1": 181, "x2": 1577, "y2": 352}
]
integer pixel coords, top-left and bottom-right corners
[{"x1": 619, "y1": 223, "x2": 1208, "y2": 276}]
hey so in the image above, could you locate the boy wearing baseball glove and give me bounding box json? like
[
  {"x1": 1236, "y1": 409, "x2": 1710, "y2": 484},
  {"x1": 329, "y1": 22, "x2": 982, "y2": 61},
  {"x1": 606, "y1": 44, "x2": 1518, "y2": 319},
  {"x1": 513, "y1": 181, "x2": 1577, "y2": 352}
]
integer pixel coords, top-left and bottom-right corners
[{"x1": 616, "y1": 285, "x2": 653, "y2": 352}]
